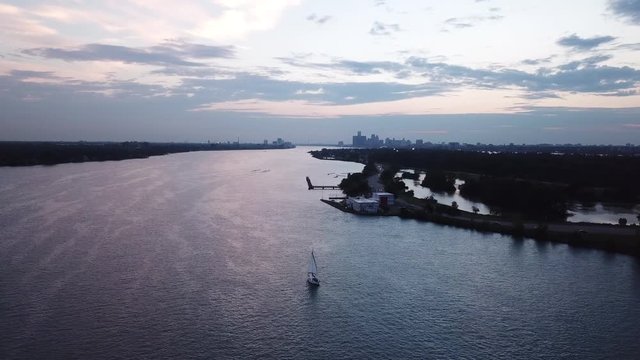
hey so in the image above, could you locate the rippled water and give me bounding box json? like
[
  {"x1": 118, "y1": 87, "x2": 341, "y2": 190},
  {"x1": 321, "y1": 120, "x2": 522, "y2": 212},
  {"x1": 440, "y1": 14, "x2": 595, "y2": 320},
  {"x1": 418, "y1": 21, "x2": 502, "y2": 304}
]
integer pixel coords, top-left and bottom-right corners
[{"x1": 1, "y1": 148, "x2": 640, "y2": 359}]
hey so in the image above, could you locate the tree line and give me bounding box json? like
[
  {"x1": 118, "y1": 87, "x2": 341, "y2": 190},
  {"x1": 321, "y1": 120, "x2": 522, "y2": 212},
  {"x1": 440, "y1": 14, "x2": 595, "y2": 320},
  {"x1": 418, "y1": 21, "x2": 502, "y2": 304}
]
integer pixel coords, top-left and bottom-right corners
[
  {"x1": 311, "y1": 147, "x2": 640, "y2": 221},
  {"x1": 0, "y1": 141, "x2": 293, "y2": 166}
]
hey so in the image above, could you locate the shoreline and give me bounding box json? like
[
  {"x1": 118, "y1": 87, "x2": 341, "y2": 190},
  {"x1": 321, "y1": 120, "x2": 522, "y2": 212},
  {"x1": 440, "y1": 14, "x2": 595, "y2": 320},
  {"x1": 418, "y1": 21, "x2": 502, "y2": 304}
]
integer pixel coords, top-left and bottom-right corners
[
  {"x1": 321, "y1": 198, "x2": 640, "y2": 257},
  {"x1": 310, "y1": 148, "x2": 640, "y2": 257},
  {"x1": 0, "y1": 141, "x2": 295, "y2": 167}
]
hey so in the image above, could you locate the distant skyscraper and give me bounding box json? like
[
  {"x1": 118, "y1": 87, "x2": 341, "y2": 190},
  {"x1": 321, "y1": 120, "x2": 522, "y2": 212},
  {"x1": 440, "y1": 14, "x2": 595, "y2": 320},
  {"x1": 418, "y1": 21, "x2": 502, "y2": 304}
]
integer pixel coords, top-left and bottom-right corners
[{"x1": 352, "y1": 131, "x2": 366, "y2": 147}]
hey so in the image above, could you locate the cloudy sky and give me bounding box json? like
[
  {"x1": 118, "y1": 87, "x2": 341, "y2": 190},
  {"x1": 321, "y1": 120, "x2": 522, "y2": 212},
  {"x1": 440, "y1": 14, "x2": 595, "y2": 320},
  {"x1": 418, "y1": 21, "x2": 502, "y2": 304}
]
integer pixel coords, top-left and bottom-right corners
[{"x1": 1, "y1": 0, "x2": 640, "y2": 144}]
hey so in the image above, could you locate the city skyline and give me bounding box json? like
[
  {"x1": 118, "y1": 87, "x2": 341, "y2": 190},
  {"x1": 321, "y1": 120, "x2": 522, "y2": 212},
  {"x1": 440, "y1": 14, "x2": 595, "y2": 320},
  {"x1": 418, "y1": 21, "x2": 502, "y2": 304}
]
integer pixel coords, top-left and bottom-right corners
[{"x1": 1, "y1": 1, "x2": 640, "y2": 144}]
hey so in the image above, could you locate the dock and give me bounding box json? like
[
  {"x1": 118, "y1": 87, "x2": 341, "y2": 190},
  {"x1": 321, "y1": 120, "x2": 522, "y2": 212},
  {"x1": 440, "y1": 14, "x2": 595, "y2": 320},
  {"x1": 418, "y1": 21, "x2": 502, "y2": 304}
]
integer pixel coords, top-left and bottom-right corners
[{"x1": 306, "y1": 176, "x2": 340, "y2": 190}]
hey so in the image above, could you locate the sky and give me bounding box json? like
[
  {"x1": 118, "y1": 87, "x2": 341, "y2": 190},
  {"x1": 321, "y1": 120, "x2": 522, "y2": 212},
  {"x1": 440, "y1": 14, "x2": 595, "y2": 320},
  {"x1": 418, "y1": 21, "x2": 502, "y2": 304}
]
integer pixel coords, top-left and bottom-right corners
[{"x1": 1, "y1": 0, "x2": 640, "y2": 144}]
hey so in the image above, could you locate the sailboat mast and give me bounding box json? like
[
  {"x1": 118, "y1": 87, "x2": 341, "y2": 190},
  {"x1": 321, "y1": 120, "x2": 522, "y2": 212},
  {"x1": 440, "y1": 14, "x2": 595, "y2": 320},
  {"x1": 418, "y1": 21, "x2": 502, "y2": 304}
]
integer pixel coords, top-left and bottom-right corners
[{"x1": 308, "y1": 250, "x2": 318, "y2": 274}]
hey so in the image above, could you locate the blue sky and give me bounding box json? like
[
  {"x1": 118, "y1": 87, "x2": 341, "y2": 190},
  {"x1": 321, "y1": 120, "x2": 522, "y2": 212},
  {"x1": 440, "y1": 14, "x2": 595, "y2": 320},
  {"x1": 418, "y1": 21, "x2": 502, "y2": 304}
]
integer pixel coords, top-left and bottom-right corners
[{"x1": 1, "y1": 0, "x2": 640, "y2": 144}]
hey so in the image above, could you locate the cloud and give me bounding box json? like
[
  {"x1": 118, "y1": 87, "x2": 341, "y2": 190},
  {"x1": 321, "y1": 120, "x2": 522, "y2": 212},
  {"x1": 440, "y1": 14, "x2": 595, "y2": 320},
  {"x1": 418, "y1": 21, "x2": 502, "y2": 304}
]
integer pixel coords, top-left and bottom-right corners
[
  {"x1": 0, "y1": 69, "x2": 169, "y2": 102},
  {"x1": 369, "y1": 21, "x2": 401, "y2": 36},
  {"x1": 601, "y1": 89, "x2": 638, "y2": 96},
  {"x1": 444, "y1": 18, "x2": 474, "y2": 29},
  {"x1": 190, "y1": 87, "x2": 528, "y2": 118},
  {"x1": 394, "y1": 56, "x2": 640, "y2": 95},
  {"x1": 7, "y1": 45, "x2": 640, "y2": 126},
  {"x1": 296, "y1": 88, "x2": 324, "y2": 95},
  {"x1": 443, "y1": 14, "x2": 503, "y2": 30},
  {"x1": 9, "y1": 70, "x2": 60, "y2": 80},
  {"x1": 151, "y1": 40, "x2": 235, "y2": 59},
  {"x1": 521, "y1": 56, "x2": 555, "y2": 65},
  {"x1": 3, "y1": 67, "x2": 640, "y2": 144},
  {"x1": 306, "y1": 13, "x2": 332, "y2": 24},
  {"x1": 0, "y1": 4, "x2": 60, "y2": 44},
  {"x1": 608, "y1": 0, "x2": 640, "y2": 24},
  {"x1": 557, "y1": 55, "x2": 612, "y2": 70},
  {"x1": 277, "y1": 56, "x2": 404, "y2": 76},
  {"x1": 557, "y1": 34, "x2": 616, "y2": 51},
  {"x1": 522, "y1": 92, "x2": 563, "y2": 100},
  {"x1": 614, "y1": 42, "x2": 640, "y2": 50},
  {"x1": 331, "y1": 60, "x2": 403, "y2": 74},
  {"x1": 279, "y1": 54, "x2": 640, "y2": 97},
  {"x1": 23, "y1": 41, "x2": 234, "y2": 67},
  {"x1": 193, "y1": 0, "x2": 302, "y2": 41},
  {"x1": 180, "y1": 73, "x2": 451, "y2": 105}
]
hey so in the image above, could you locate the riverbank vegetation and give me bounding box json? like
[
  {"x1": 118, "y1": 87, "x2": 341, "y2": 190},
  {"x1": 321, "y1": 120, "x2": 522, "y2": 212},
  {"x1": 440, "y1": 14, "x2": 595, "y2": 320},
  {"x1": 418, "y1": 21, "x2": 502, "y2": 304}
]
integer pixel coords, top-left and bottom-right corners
[
  {"x1": 310, "y1": 147, "x2": 640, "y2": 222},
  {"x1": 0, "y1": 141, "x2": 295, "y2": 166},
  {"x1": 339, "y1": 172, "x2": 371, "y2": 196},
  {"x1": 421, "y1": 170, "x2": 456, "y2": 194}
]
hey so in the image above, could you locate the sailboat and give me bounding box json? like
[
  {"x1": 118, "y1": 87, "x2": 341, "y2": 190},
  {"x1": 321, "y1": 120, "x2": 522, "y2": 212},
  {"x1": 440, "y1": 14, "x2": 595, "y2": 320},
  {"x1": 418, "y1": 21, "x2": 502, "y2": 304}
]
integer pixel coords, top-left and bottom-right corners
[{"x1": 307, "y1": 250, "x2": 320, "y2": 286}]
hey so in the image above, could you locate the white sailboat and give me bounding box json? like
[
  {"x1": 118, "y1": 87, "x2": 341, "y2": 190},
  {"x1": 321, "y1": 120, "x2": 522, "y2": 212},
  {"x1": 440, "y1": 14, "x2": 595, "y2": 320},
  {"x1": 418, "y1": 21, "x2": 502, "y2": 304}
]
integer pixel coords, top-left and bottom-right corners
[{"x1": 307, "y1": 250, "x2": 320, "y2": 286}]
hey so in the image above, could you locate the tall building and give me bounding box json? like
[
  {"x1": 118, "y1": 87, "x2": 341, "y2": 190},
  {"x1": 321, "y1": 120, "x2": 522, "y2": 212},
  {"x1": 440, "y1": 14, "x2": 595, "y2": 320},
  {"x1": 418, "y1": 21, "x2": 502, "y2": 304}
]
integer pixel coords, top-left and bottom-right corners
[{"x1": 352, "y1": 131, "x2": 366, "y2": 147}]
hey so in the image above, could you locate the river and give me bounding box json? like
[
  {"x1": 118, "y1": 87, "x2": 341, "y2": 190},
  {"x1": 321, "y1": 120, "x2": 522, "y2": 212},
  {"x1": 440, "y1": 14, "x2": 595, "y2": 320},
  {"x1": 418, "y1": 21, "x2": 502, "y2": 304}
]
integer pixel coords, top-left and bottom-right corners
[{"x1": 1, "y1": 147, "x2": 639, "y2": 359}]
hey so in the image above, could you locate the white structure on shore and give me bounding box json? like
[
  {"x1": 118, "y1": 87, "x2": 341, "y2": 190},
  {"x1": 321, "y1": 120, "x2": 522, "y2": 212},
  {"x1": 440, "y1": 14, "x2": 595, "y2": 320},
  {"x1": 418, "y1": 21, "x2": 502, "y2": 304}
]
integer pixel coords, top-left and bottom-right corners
[
  {"x1": 346, "y1": 193, "x2": 395, "y2": 214},
  {"x1": 346, "y1": 197, "x2": 379, "y2": 214}
]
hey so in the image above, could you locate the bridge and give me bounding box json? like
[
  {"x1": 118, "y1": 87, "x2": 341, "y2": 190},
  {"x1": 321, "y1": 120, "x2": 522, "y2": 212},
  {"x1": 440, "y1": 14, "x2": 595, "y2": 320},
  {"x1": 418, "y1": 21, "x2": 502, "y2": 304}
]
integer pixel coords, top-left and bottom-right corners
[{"x1": 306, "y1": 176, "x2": 341, "y2": 190}]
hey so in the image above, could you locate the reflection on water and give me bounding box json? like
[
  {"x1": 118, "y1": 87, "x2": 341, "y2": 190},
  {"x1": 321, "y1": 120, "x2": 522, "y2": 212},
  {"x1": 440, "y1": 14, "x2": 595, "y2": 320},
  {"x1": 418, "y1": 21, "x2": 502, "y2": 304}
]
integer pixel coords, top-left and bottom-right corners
[
  {"x1": 1, "y1": 149, "x2": 640, "y2": 359},
  {"x1": 568, "y1": 203, "x2": 640, "y2": 224}
]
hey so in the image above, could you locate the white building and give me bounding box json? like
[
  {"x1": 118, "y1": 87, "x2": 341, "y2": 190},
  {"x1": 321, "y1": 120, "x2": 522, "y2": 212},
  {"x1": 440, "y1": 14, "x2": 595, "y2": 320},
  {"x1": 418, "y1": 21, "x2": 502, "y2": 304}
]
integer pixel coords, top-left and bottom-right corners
[
  {"x1": 346, "y1": 197, "x2": 379, "y2": 214},
  {"x1": 372, "y1": 192, "x2": 395, "y2": 207}
]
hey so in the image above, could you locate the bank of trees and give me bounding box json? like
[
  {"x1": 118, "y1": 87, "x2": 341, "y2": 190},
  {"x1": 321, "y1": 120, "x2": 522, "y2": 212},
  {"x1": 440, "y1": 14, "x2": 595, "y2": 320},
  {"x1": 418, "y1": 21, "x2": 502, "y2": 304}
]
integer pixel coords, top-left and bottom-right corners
[
  {"x1": 339, "y1": 173, "x2": 370, "y2": 196},
  {"x1": 379, "y1": 167, "x2": 412, "y2": 197},
  {"x1": 421, "y1": 170, "x2": 456, "y2": 193},
  {"x1": 459, "y1": 177, "x2": 568, "y2": 221},
  {"x1": 312, "y1": 147, "x2": 640, "y2": 221},
  {"x1": 0, "y1": 141, "x2": 294, "y2": 166}
]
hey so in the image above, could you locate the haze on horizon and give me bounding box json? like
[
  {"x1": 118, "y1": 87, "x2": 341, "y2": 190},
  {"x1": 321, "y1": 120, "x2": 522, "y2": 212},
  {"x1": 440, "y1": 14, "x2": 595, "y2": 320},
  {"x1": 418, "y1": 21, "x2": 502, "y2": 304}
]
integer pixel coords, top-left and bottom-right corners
[{"x1": 1, "y1": 0, "x2": 640, "y2": 145}]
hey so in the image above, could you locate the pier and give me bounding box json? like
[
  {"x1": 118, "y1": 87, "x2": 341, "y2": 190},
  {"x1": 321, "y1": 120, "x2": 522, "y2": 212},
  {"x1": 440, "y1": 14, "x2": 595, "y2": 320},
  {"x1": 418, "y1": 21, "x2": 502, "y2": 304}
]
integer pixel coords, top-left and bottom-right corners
[{"x1": 306, "y1": 176, "x2": 340, "y2": 190}]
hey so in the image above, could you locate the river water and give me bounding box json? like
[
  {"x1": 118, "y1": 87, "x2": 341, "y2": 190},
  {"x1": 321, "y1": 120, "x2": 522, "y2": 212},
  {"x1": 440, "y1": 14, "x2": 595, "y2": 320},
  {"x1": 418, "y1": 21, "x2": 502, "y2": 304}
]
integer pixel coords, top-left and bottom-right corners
[{"x1": 1, "y1": 147, "x2": 639, "y2": 359}]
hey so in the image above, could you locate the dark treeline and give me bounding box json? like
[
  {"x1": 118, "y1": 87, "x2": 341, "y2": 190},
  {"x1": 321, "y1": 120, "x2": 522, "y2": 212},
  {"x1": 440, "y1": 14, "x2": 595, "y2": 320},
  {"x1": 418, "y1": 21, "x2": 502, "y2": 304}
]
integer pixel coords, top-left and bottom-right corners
[
  {"x1": 380, "y1": 166, "x2": 413, "y2": 197},
  {"x1": 338, "y1": 161, "x2": 377, "y2": 196},
  {"x1": 339, "y1": 173, "x2": 371, "y2": 196},
  {"x1": 0, "y1": 141, "x2": 294, "y2": 166},
  {"x1": 421, "y1": 170, "x2": 456, "y2": 193},
  {"x1": 311, "y1": 148, "x2": 640, "y2": 201},
  {"x1": 460, "y1": 177, "x2": 568, "y2": 221},
  {"x1": 311, "y1": 147, "x2": 640, "y2": 221}
]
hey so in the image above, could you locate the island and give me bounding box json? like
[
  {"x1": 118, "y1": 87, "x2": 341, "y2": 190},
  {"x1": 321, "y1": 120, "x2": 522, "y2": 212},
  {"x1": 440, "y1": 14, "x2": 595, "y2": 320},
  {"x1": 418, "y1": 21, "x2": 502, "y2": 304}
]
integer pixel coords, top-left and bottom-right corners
[{"x1": 310, "y1": 147, "x2": 640, "y2": 257}]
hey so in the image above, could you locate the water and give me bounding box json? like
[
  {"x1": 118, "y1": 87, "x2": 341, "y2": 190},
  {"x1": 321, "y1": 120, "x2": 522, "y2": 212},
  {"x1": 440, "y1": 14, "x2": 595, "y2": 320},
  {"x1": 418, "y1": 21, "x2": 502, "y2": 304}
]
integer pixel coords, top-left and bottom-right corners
[
  {"x1": 1, "y1": 147, "x2": 640, "y2": 359},
  {"x1": 398, "y1": 170, "x2": 491, "y2": 214},
  {"x1": 568, "y1": 203, "x2": 640, "y2": 225},
  {"x1": 399, "y1": 170, "x2": 639, "y2": 224}
]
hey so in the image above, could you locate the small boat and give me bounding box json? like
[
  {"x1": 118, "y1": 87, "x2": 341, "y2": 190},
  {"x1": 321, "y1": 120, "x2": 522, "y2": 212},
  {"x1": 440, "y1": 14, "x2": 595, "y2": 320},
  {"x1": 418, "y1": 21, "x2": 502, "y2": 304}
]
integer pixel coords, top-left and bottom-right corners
[{"x1": 307, "y1": 250, "x2": 320, "y2": 286}]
